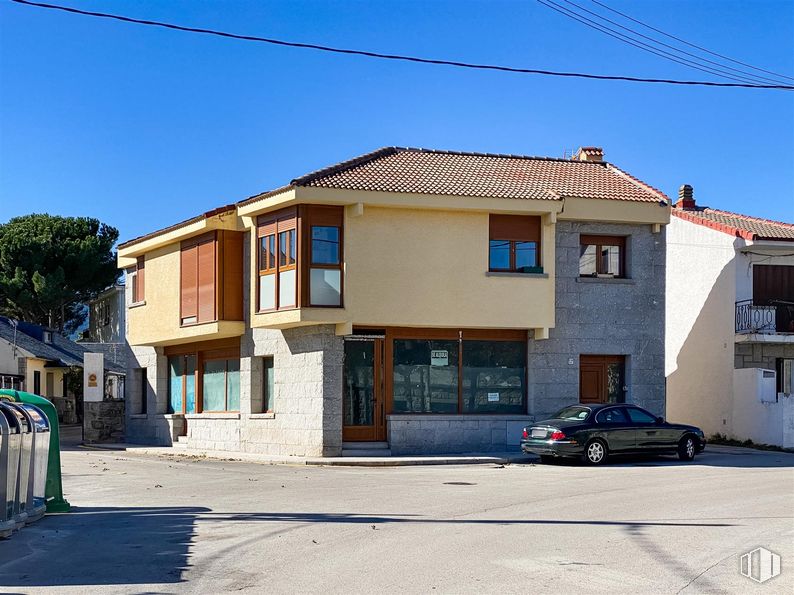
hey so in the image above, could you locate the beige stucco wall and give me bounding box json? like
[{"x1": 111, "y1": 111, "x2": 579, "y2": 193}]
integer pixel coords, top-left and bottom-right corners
[
  {"x1": 247, "y1": 204, "x2": 557, "y2": 332},
  {"x1": 665, "y1": 216, "x2": 737, "y2": 434},
  {"x1": 25, "y1": 358, "x2": 65, "y2": 398},
  {"x1": 126, "y1": 243, "x2": 244, "y2": 347},
  {"x1": 343, "y1": 206, "x2": 555, "y2": 330}
]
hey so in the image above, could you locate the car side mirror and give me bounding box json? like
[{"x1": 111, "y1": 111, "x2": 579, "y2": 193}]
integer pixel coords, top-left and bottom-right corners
[{"x1": 655, "y1": 416, "x2": 664, "y2": 424}]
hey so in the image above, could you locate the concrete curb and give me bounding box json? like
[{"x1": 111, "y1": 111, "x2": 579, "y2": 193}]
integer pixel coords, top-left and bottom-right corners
[{"x1": 78, "y1": 443, "x2": 532, "y2": 467}]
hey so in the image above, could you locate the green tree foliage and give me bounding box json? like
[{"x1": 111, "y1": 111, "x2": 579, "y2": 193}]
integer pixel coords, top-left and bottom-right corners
[{"x1": 0, "y1": 214, "x2": 120, "y2": 333}]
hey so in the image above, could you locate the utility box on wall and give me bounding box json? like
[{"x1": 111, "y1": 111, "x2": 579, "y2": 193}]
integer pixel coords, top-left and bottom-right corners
[{"x1": 734, "y1": 367, "x2": 777, "y2": 404}]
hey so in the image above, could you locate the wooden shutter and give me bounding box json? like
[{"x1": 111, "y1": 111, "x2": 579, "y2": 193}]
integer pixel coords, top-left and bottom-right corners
[
  {"x1": 180, "y1": 244, "x2": 198, "y2": 322},
  {"x1": 197, "y1": 238, "x2": 216, "y2": 323},
  {"x1": 135, "y1": 256, "x2": 146, "y2": 302},
  {"x1": 753, "y1": 265, "x2": 794, "y2": 305},
  {"x1": 489, "y1": 214, "x2": 541, "y2": 241},
  {"x1": 219, "y1": 231, "x2": 244, "y2": 321}
]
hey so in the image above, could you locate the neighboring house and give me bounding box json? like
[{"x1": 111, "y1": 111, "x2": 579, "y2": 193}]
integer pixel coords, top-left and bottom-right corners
[
  {"x1": 81, "y1": 282, "x2": 128, "y2": 399},
  {"x1": 119, "y1": 146, "x2": 669, "y2": 456},
  {"x1": 0, "y1": 316, "x2": 127, "y2": 421},
  {"x1": 666, "y1": 185, "x2": 794, "y2": 448},
  {"x1": 87, "y1": 283, "x2": 126, "y2": 343}
]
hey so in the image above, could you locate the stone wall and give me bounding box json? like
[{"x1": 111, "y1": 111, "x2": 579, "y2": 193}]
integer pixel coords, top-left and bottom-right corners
[
  {"x1": 735, "y1": 342, "x2": 794, "y2": 371},
  {"x1": 529, "y1": 222, "x2": 666, "y2": 418},
  {"x1": 83, "y1": 400, "x2": 125, "y2": 443},
  {"x1": 238, "y1": 324, "x2": 343, "y2": 457},
  {"x1": 388, "y1": 415, "x2": 531, "y2": 455}
]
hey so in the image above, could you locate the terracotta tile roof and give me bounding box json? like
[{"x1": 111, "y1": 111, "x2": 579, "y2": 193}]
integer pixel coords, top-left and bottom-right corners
[
  {"x1": 673, "y1": 206, "x2": 794, "y2": 242},
  {"x1": 286, "y1": 147, "x2": 668, "y2": 203}
]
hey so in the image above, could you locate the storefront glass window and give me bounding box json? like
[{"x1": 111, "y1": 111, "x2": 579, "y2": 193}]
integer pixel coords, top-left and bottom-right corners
[
  {"x1": 461, "y1": 341, "x2": 526, "y2": 413},
  {"x1": 392, "y1": 339, "x2": 459, "y2": 413}
]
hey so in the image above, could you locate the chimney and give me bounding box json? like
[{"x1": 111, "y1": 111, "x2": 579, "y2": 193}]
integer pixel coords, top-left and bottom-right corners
[
  {"x1": 573, "y1": 147, "x2": 604, "y2": 162},
  {"x1": 675, "y1": 184, "x2": 696, "y2": 209}
]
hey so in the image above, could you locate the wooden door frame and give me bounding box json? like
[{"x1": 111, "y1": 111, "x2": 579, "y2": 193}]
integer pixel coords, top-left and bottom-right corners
[
  {"x1": 579, "y1": 354, "x2": 625, "y2": 404},
  {"x1": 342, "y1": 338, "x2": 386, "y2": 442}
]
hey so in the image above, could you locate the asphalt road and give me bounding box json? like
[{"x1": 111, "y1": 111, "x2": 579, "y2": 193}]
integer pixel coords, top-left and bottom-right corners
[{"x1": 1, "y1": 445, "x2": 793, "y2": 594}]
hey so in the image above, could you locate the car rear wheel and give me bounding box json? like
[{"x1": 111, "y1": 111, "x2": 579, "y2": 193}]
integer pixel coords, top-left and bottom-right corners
[
  {"x1": 584, "y1": 439, "x2": 608, "y2": 465},
  {"x1": 678, "y1": 435, "x2": 697, "y2": 461}
]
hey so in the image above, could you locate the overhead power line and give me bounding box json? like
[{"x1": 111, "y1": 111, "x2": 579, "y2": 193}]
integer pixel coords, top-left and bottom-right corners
[
  {"x1": 7, "y1": 0, "x2": 794, "y2": 91},
  {"x1": 537, "y1": 0, "x2": 772, "y2": 86},
  {"x1": 590, "y1": 0, "x2": 794, "y2": 83},
  {"x1": 556, "y1": 0, "x2": 789, "y2": 86}
]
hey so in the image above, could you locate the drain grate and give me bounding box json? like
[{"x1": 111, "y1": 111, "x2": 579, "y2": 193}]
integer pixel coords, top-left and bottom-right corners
[{"x1": 443, "y1": 481, "x2": 477, "y2": 486}]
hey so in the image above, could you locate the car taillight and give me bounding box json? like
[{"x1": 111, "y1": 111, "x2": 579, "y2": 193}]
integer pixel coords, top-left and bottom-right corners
[
  {"x1": 549, "y1": 430, "x2": 566, "y2": 441},
  {"x1": 522, "y1": 428, "x2": 528, "y2": 439}
]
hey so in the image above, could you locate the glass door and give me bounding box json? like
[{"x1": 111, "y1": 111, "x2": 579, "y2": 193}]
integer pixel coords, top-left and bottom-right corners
[{"x1": 343, "y1": 338, "x2": 385, "y2": 441}]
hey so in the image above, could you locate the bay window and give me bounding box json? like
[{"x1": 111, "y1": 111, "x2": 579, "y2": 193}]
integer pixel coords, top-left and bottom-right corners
[{"x1": 257, "y1": 205, "x2": 344, "y2": 311}]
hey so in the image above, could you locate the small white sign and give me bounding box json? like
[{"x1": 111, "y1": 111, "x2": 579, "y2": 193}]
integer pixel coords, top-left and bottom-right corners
[
  {"x1": 430, "y1": 350, "x2": 449, "y2": 366},
  {"x1": 83, "y1": 352, "x2": 105, "y2": 402},
  {"x1": 487, "y1": 392, "x2": 500, "y2": 402}
]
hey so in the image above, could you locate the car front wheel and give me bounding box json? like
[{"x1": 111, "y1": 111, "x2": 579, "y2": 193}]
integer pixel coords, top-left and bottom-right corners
[
  {"x1": 584, "y1": 439, "x2": 608, "y2": 465},
  {"x1": 678, "y1": 435, "x2": 697, "y2": 461}
]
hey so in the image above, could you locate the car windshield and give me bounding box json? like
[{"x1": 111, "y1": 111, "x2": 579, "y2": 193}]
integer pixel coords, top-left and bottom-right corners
[{"x1": 553, "y1": 406, "x2": 590, "y2": 421}]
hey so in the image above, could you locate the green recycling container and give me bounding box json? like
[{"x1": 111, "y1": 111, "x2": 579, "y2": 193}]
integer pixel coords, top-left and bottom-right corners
[{"x1": 0, "y1": 390, "x2": 70, "y2": 513}]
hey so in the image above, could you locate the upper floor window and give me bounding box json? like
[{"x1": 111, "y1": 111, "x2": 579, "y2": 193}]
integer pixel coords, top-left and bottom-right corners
[
  {"x1": 579, "y1": 235, "x2": 626, "y2": 278},
  {"x1": 257, "y1": 205, "x2": 344, "y2": 311},
  {"x1": 488, "y1": 214, "x2": 542, "y2": 273},
  {"x1": 258, "y1": 209, "x2": 297, "y2": 311},
  {"x1": 131, "y1": 256, "x2": 145, "y2": 304},
  {"x1": 180, "y1": 231, "x2": 243, "y2": 326}
]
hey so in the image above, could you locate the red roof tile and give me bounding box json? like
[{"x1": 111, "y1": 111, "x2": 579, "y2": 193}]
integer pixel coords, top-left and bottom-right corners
[
  {"x1": 286, "y1": 147, "x2": 667, "y2": 203},
  {"x1": 672, "y1": 207, "x2": 794, "y2": 242}
]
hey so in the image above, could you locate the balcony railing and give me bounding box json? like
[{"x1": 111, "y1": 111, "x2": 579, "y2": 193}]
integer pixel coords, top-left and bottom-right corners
[{"x1": 736, "y1": 300, "x2": 794, "y2": 334}]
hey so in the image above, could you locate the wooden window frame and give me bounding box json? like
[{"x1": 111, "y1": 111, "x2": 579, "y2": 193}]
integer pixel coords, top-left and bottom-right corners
[
  {"x1": 306, "y1": 208, "x2": 344, "y2": 307},
  {"x1": 383, "y1": 327, "x2": 528, "y2": 416},
  {"x1": 579, "y1": 235, "x2": 626, "y2": 278},
  {"x1": 201, "y1": 356, "x2": 240, "y2": 413},
  {"x1": 488, "y1": 215, "x2": 542, "y2": 273},
  {"x1": 165, "y1": 339, "x2": 241, "y2": 414},
  {"x1": 131, "y1": 256, "x2": 145, "y2": 304},
  {"x1": 262, "y1": 356, "x2": 275, "y2": 413},
  {"x1": 257, "y1": 208, "x2": 298, "y2": 312}
]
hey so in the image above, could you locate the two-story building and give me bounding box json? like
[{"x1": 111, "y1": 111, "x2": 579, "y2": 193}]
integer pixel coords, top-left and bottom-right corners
[
  {"x1": 666, "y1": 185, "x2": 794, "y2": 448},
  {"x1": 120, "y1": 146, "x2": 669, "y2": 456}
]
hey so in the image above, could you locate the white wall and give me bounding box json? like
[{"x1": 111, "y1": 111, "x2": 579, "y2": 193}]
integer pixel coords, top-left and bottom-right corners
[
  {"x1": 0, "y1": 338, "x2": 26, "y2": 376},
  {"x1": 665, "y1": 216, "x2": 737, "y2": 435},
  {"x1": 733, "y1": 368, "x2": 794, "y2": 448}
]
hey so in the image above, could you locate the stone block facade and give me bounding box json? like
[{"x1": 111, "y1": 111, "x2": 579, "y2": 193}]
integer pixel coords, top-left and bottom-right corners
[
  {"x1": 83, "y1": 400, "x2": 125, "y2": 443},
  {"x1": 529, "y1": 222, "x2": 666, "y2": 418},
  {"x1": 735, "y1": 342, "x2": 794, "y2": 371},
  {"x1": 388, "y1": 415, "x2": 530, "y2": 454},
  {"x1": 124, "y1": 223, "x2": 666, "y2": 456}
]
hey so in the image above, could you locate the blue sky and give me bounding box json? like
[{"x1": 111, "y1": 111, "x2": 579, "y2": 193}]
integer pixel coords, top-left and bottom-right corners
[{"x1": 1, "y1": 0, "x2": 793, "y2": 243}]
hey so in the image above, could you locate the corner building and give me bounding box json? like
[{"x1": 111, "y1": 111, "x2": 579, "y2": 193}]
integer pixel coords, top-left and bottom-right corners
[{"x1": 120, "y1": 147, "x2": 669, "y2": 456}]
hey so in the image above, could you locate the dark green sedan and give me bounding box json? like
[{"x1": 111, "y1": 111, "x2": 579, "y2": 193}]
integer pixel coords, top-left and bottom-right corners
[{"x1": 520, "y1": 404, "x2": 706, "y2": 465}]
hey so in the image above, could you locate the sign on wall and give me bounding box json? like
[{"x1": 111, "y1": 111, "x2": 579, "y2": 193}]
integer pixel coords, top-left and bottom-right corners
[
  {"x1": 430, "y1": 350, "x2": 449, "y2": 366},
  {"x1": 83, "y1": 352, "x2": 104, "y2": 402}
]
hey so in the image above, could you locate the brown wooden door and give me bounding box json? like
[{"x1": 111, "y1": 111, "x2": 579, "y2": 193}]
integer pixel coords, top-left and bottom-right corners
[
  {"x1": 343, "y1": 338, "x2": 385, "y2": 441},
  {"x1": 580, "y1": 355, "x2": 625, "y2": 404}
]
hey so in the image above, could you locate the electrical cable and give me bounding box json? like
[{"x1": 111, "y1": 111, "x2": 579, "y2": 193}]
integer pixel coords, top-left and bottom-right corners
[
  {"x1": 557, "y1": 0, "x2": 790, "y2": 86},
  {"x1": 7, "y1": 0, "x2": 793, "y2": 90},
  {"x1": 590, "y1": 0, "x2": 794, "y2": 83},
  {"x1": 537, "y1": 0, "x2": 768, "y2": 85}
]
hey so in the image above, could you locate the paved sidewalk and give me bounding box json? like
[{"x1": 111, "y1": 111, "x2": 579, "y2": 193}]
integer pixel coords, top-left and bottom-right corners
[{"x1": 80, "y1": 442, "x2": 530, "y2": 466}]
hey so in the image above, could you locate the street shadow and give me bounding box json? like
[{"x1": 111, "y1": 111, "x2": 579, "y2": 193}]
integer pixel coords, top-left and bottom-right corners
[
  {"x1": 0, "y1": 506, "x2": 736, "y2": 588},
  {"x1": 0, "y1": 506, "x2": 207, "y2": 588}
]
